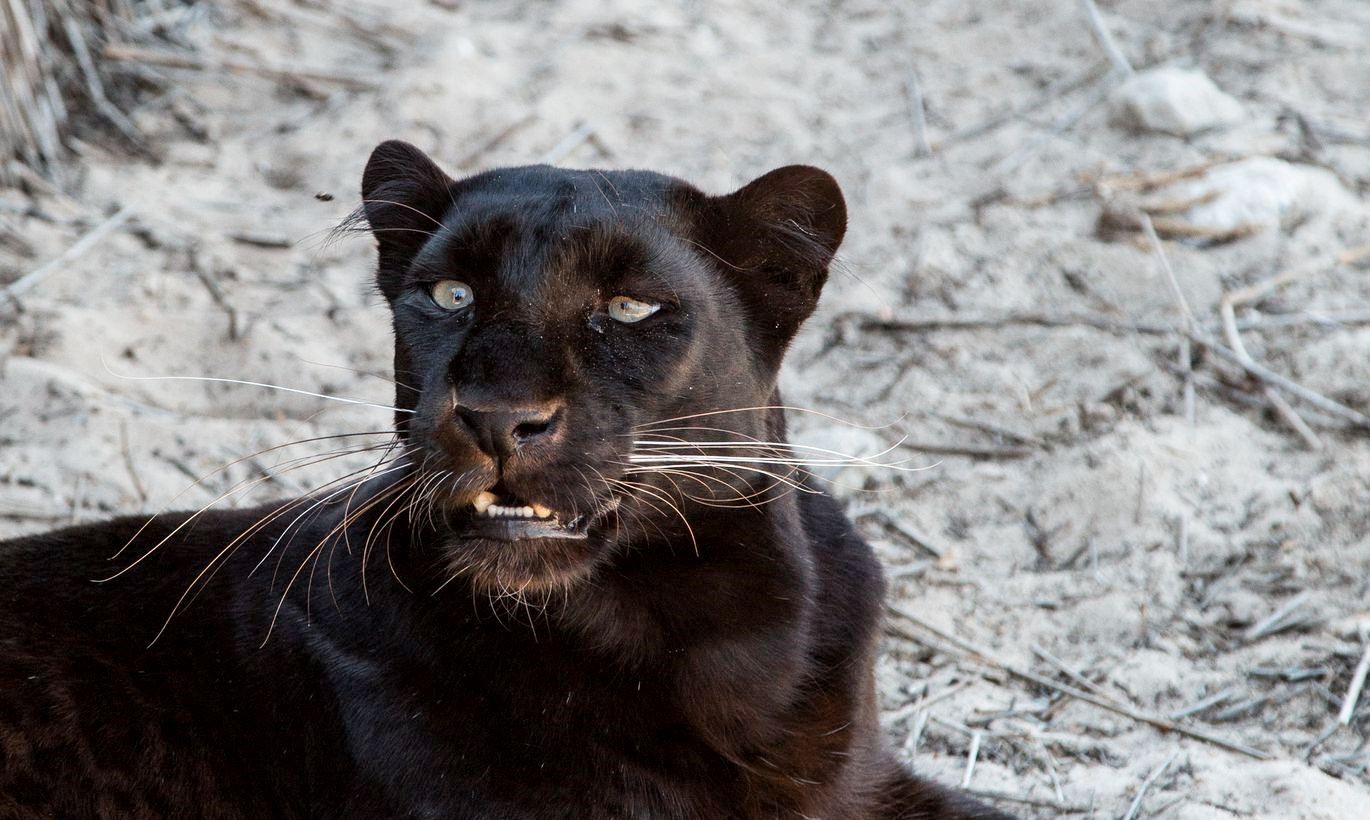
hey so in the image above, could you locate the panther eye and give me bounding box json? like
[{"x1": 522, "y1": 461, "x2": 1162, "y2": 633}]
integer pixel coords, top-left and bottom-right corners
[
  {"x1": 607, "y1": 296, "x2": 660, "y2": 324},
  {"x1": 429, "y1": 280, "x2": 474, "y2": 311}
]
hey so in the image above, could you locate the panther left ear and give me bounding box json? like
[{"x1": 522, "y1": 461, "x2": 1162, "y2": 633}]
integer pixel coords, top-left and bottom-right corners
[
  {"x1": 361, "y1": 140, "x2": 455, "y2": 299},
  {"x1": 705, "y1": 165, "x2": 847, "y2": 359}
]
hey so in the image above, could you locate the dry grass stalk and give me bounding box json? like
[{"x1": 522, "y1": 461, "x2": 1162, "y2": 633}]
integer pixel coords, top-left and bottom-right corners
[
  {"x1": 887, "y1": 603, "x2": 1274, "y2": 760},
  {"x1": 1338, "y1": 643, "x2": 1370, "y2": 726},
  {"x1": 1, "y1": 0, "x2": 198, "y2": 186},
  {"x1": 1121, "y1": 750, "x2": 1180, "y2": 820},
  {"x1": 1218, "y1": 244, "x2": 1370, "y2": 448}
]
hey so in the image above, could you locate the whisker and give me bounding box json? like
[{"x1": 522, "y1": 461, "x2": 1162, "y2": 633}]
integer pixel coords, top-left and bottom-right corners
[
  {"x1": 263, "y1": 471, "x2": 421, "y2": 644},
  {"x1": 147, "y1": 461, "x2": 409, "y2": 646},
  {"x1": 257, "y1": 462, "x2": 412, "y2": 580},
  {"x1": 358, "y1": 197, "x2": 447, "y2": 230},
  {"x1": 295, "y1": 356, "x2": 419, "y2": 392},
  {"x1": 635, "y1": 406, "x2": 903, "y2": 431},
  {"x1": 630, "y1": 440, "x2": 920, "y2": 470},
  {"x1": 604, "y1": 476, "x2": 698, "y2": 556},
  {"x1": 101, "y1": 439, "x2": 399, "y2": 582},
  {"x1": 624, "y1": 465, "x2": 791, "y2": 509},
  {"x1": 622, "y1": 460, "x2": 815, "y2": 495},
  {"x1": 108, "y1": 431, "x2": 396, "y2": 561},
  {"x1": 362, "y1": 453, "x2": 435, "y2": 601},
  {"x1": 101, "y1": 358, "x2": 413, "y2": 414}
]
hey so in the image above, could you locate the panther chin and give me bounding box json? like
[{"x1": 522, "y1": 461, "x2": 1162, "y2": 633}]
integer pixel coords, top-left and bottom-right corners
[{"x1": 444, "y1": 491, "x2": 618, "y2": 595}]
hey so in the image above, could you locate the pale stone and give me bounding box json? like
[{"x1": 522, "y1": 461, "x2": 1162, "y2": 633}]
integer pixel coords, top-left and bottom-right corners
[{"x1": 1110, "y1": 66, "x2": 1245, "y2": 136}]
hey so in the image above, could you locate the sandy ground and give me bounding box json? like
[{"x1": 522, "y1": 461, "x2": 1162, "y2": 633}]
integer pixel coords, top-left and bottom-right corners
[{"x1": 2, "y1": 1, "x2": 1369, "y2": 816}]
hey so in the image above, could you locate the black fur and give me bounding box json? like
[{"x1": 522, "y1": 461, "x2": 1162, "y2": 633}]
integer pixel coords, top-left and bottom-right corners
[{"x1": 0, "y1": 142, "x2": 1012, "y2": 819}]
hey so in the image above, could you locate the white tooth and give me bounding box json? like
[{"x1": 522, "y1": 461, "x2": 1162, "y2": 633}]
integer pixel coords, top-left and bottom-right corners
[
  {"x1": 473, "y1": 492, "x2": 497, "y2": 514},
  {"x1": 531, "y1": 503, "x2": 552, "y2": 518},
  {"x1": 519, "y1": 506, "x2": 534, "y2": 518}
]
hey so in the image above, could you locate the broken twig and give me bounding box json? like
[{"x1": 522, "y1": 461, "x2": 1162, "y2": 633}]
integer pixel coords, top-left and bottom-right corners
[{"x1": 1338, "y1": 643, "x2": 1370, "y2": 726}]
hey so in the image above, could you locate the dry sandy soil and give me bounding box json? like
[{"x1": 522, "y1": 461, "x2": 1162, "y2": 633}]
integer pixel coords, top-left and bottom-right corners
[{"x1": 2, "y1": 1, "x2": 1368, "y2": 816}]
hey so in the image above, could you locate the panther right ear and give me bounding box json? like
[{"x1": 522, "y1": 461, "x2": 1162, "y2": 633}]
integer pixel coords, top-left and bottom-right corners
[
  {"x1": 698, "y1": 165, "x2": 847, "y2": 368},
  {"x1": 361, "y1": 140, "x2": 454, "y2": 295}
]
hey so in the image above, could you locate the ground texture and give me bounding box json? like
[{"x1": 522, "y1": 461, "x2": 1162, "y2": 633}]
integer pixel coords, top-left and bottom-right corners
[{"x1": 1, "y1": 1, "x2": 1368, "y2": 817}]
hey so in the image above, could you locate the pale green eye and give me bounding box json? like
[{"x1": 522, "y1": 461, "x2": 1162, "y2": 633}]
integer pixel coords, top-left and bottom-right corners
[
  {"x1": 430, "y1": 280, "x2": 474, "y2": 311},
  {"x1": 608, "y1": 296, "x2": 660, "y2": 324}
]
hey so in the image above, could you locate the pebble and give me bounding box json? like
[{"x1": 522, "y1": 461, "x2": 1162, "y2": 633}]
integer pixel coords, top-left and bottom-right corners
[{"x1": 1109, "y1": 66, "x2": 1245, "y2": 136}]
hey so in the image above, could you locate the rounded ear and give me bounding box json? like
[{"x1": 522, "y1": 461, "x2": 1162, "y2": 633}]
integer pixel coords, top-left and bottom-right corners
[
  {"x1": 728, "y1": 165, "x2": 846, "y2": 267},
  {"x1": 701, "y1": 165, "x2": 847, "y2": 364},
  {"x1": 361, "y1": 140, "x2": 455, "y2": 292}
]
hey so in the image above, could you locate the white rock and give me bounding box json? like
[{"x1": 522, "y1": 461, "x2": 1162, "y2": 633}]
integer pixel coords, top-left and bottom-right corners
[
  {"x1": 1162, "y1": 157, "x2": 1360, "y2": 232},
  {"x1": 1109, "y1": 66, "x2": 1245, "y2": 136}
]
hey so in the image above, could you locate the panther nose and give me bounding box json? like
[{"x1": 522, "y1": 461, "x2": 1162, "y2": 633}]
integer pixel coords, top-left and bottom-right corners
[{"x1": 454, "y1": 401, "x2": 563, "y2": 458}]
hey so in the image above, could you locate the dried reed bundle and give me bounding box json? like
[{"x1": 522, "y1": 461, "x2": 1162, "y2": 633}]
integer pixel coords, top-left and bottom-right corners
[{"x1": 0, "y1": 0, "x2": 194, "y2": 188}]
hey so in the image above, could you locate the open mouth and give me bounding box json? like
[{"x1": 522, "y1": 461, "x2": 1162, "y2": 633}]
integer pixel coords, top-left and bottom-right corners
[{"x1": 459, "y1": 491, "x2": 590, "y2": 541}]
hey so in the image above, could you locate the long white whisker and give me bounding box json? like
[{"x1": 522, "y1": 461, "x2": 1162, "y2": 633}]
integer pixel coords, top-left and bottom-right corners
[
  {"x1": 629, "y1": 438, "x2": 931, "y2": 471},
  {"x1": 101, "y1": 359, "x2": 414, "y2": 414},
  {"x1": 623, "y1": 460, "x2": 816, "y2": 494},
  {"x1": 635, "y1": 406, "x2": 903, "y2": 430},
  {"x1": 626, "y1": 454, "x2": 936, "y2": 472}
]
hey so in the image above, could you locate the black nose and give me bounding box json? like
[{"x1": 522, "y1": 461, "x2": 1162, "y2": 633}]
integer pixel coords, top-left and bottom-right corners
[{"x1": 455, "y1": 402, "x2": 562, "y2": 458}]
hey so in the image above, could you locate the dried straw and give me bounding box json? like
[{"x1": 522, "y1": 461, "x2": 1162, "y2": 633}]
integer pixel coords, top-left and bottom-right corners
[{"x1": 0, "y1": 0, "x2": 193, "y2": 187}]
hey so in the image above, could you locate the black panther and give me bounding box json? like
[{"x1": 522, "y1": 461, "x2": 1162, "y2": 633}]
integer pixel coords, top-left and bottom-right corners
[{"x1": 0, "y1": 141, "x2": 1011, "y2": 818}]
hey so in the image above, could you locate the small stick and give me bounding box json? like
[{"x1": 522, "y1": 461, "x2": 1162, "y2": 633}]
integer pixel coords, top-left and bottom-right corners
[
  {"x1": 1096, "y1": 158, "x2": 1233, "y2": 192},
  {"x1": 1211, "y1": 694, "x2": 1269, "y2": 722},
  {"x1": 906, "y1": 709, "x2": 929, "y2": 759},
  {"x1": 965, "y1": 788, "x2": 1091, "y2": 814},
  {"x1": 1134, "y1": 461, "x2": 1147, "y2": 524},
  {"x1": 1179, "y1": 335, "x2": 1195, "y2": 425},
  {"x1": 539, "y1": 122, "x2": 597, "y2": 165},
  {"x1": 1192, "y1": 334, "x2": 1370, "y2": 430},
  {"x1": 101, "y1": 44, "x2": 378, "y2": 90},
  {"x1": 919, "y1": 679, "x2": 972, "y2": 711},
  {"x1": 1234, "y1": 310, "x2": 1370, "y2": 331},
  {"x1": 1139, "y1": 214, "x2": 1194, "y2": 330},
  {"x1": 69, "y1": 473, "x2": 84, "y2": 524},
  {"x1": 933, "y1": 412, "x2": 1045, "y2": 447},
  {"x1": 961, "y1": 730, "x2": 982, "y2": 788},
  {"x1": 119, "y1": 421, "x2": 148, "y2": 505},
  {"x1": 1244, "y1": 591, "x2": 1314, "y2": 642},
  {"x1": 1030, "y1": 644, "x2": 1108, "y2": 698},
  {"x1": 877, "y1": 512, "x2": 945, "y2": 559},
  {"x1": 191, "y1": 262, "x2": 241, "y2": 341},
  {"x1": 851, "y1": 312, "x2": 1173, "y2": 336},
  {"x1": 1037, "y1": 739, "x2": 1067, "y2": 804},
  {"x1": 228, "y1": 231, "x2": 292, "y2": 249},
  {"x1": 1217, "y1": 245, "x2": 1370, "y2": 445},
  {"x1": 1122, "y1": 750, "x2": 1180, "y2": 820},
  {"x1": 903, "y1": 67, "x2": 932, "y2": 157},
  {"x1": 1080, "y1": 0, "x2": 1134, "y2": 76},
  {"x1": 62, "y1": 18, "x2": 145, "y2": 146},
  {"x1": 853, "y1": 308, "x2": 1370, "y2": 430},
  {"x1": 1, "y1": 206, "x2": 133, "y2": 303},
  {"x1": 1139, "y1": 213, "x2": 1206, "y2": 432},
  {"x1": 899, "y1": 439, "x2": 1034, "y2": 459},
  {"x1": 882, "y1": 679, "x2": 971, "y2": 725},
  {"x1": 1221, "y1": 291, "x2": 1319, "y2": 448},
  {"x1": 1337, "y1": 643, "x2": 1370, "y2": 725},
  {"x1": 887, "y1": 604, "x2": 1274, "y2": 759},
  {"x1": 1148, "y1": 217, "x2": 1261, "y2": 242}
]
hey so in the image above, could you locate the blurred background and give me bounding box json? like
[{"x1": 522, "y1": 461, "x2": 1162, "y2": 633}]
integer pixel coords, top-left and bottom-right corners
[{"x1": 1, "y1": 1, "x2": 1368, "y2": 816}]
